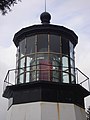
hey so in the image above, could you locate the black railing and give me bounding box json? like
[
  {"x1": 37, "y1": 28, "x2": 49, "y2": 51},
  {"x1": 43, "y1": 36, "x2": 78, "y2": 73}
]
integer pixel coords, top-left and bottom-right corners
[{"x1": 3, "y1": 67, "x2": 90, "y2": 92}]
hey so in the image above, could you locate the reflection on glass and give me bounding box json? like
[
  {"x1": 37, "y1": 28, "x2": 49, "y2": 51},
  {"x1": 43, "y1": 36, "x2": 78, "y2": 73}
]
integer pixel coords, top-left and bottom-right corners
[
  {"x1": 62, "y1": 56, "x2": 68, "y2": 70},
  {"x1": 26, "y1": 57, "x2": 31, "y2": 71},
  {"x1": 69, "y1": 41, "x2": 74, "y2": 59},
  {"x1": 37, "y1": 53, "x2": 48, "y2": 60},
  {"x1": 70, "y1": 58, "x2": 75, "y2": 83},
  {"x1": 50, "y1": 54, "x2": 60, "y2": 62},
  {"x1": 26, "y1": 72, "x2": 30, "y2": 83},
  {"x1": 50, "y1": 54, "x2": 60, "y2": 82},
  {"x1": 26, "y1": 57, "x2": 31, "y2": 82},
  {"x1": 62, "y1": 56, "x2": 69, "y2": 83},
  {"x1": 52, "y1": 60, "x2": 60, "y2": 81},
  {"x1": 63, "y1": 73, "x2": 69, "y2": 83},
  {"x1": 19, "y1": 74, "x2": 24, "y2": 83},
  {"x1": 71, "y1": 68, "x2": 74, "y2": 75}
]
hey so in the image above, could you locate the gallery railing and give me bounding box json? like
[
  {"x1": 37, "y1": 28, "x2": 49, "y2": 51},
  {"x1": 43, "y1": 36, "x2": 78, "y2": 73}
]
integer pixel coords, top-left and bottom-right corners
[{"x1": 3, "y1": 66, "x2": 90, "y2": 93}]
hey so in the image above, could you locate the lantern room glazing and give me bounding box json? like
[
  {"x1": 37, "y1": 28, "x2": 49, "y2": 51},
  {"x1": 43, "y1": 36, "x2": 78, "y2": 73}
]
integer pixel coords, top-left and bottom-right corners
[{"x1": 16, "y1": 33, "x2": 75, "y2": 84}]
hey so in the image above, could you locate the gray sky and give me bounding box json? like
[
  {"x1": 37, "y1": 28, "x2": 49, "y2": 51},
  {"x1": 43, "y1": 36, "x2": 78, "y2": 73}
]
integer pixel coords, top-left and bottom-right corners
[{"x1": 0, "y1": 0, "x2": 90, "y2": 119}]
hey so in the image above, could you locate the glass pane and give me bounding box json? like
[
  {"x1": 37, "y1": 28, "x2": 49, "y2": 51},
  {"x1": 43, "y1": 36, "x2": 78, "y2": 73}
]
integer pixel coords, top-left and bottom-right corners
[
  {"x1": 62, "y1": 38, "x2": 69, "y2": 55},
  {"x1": 19, "y1": 74, "x2": 24, "y2": 83},
  {"x1": 71, "y1": 68, "x2": 74, "y2": 75},
  {"x1": 50, "y1": 54, "x2": 60, "y2": 62},
  {"x1": 37, "y1": 53, "x2": 48, "y2": 61},
  {"x1": 52, "y1": 70, "x2": 59, "y2": 82},
  {"x1": 50, "y1": 54, "x2": 61, "y2": 82},
  {"x1": 62, "y1": 56, "x2": 69, "y2": 83},
  {"x1": 19, "y1": 39, "x2": 26, "y2": 57},
  {"x1": 39, "y1": 70, "x2": 49, "y2": 80},
  {"x1": 62, "y1": 56, "x2": 69, "y2": 70},
  {"x1": 26, "y1": 57, "x2": 31, "y2": 82},
  {"x1": 26, "y1": 72, "x2": 30, "y2": 83},
  {"x1": 69, "y1": 41, "x2": 74, "y2": 59},
  {"x1": 36, "y1": 70, "x2": 39, "y2": 81},
  {"x1": 30, "y1": 59, "x2": 36, "y2": 81},
  {"x1": 39, "y1": 59, "x2": 51, "y2": 81},
  {"x1": 16, "y1": 47, "x2": 19, "y2": 62},
  {"x1": 70, "y1": 59, "x2": 75, "y2": 84},
  {"x1": 19, "y1": 58, "x2": 25, "y2": 74},
  {"x1": 70, "y1": 59, "x2": 75, "y2": 77},
  {"x1": 26, "y1": 36, "x2": 35, "y2": 54},
  {"x1": 16, "y1": 48, "x2": 20, "y2": 79},
  {"x1": 71, "y1": 75, "x2": 75, "y2": 84},
  {"x1": 70, "y1": 59, "x2": 74, "y2": 67},
  {"x1": 31, "y1": 71, "x2": 36, "y2": 81},
  {"x1": 37, "y1": 34, "x2": 48, "y2": 52},
  {"x1": 26, "y1": 57, "x2": 31, "y2": 71},
  {"x1": 63, "y1": 72, "x2": 69, "y2": 83},
  {"x1": 36, "y1": 53, "x2": 50, "y2": 81},
  {"x1": 50, "y1": 35, "x2": 60, "y2": 53}
]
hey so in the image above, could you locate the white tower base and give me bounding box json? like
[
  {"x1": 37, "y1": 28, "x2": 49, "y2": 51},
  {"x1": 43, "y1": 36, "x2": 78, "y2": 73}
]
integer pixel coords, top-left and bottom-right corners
[{"x1": 7, "y1": 102, "x2": 86, "y2": 120}]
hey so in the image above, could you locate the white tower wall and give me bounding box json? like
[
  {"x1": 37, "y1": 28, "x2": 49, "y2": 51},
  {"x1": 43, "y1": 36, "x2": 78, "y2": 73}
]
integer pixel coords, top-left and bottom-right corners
[{"x1": 7, "y1": 102, "x2": 87, "y2": 120}]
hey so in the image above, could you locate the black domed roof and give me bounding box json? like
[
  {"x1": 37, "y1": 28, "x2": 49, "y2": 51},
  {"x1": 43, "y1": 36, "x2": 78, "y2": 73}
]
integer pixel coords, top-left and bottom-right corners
[{"x1": 40, "y1": 12, "x2": 51, "y2": 24}]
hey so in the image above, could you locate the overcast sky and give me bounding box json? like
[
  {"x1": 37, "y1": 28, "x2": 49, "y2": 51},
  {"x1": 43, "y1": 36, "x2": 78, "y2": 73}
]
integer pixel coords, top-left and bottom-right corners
[{"x1": 0, "y1": 0, "x2": 90, "y2": 119}]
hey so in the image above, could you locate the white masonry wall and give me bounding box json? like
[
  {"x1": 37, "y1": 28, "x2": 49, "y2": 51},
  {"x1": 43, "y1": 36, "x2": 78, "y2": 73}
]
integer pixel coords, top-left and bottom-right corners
[{"x1": 7, "y1": 102, "x2": 87, "y2": 120}]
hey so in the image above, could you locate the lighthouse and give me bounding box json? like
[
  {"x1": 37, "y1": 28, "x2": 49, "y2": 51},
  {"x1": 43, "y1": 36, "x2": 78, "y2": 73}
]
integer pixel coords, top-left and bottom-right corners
[{"x1": 3, "y1": 12, "x2": 90, "y2": 120}]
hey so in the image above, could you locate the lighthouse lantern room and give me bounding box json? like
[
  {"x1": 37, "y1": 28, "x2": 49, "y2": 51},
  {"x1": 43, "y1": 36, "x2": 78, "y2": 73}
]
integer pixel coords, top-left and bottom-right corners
[{"x1": 3, "y1": 12, "x2": 90, "y2": 120}]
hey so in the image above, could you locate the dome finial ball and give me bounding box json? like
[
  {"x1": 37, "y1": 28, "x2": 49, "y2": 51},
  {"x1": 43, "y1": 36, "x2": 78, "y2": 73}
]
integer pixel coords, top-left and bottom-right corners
[{"x1": 40, "y1": 12, "x2": 51, "y2": 24}]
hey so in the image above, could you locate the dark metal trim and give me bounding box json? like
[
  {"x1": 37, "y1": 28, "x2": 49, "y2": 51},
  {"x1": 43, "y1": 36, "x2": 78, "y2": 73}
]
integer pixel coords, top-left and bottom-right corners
[
  {"x1": 13, "y1": 24, "x2": 78, "y2": 47},
  {"x1": 3, "y1": 81, "x2": 90, "y2": 109}
]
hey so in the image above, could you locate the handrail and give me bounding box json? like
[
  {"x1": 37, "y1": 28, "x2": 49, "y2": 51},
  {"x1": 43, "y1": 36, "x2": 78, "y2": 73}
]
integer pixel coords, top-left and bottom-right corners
[
  {"x1": 76, "y1": 68, "x2": 89, "y2": 81},
  {"x1": 3, "y1": 67, "x2": 90, "y2": 92},
  {"x1": 75, "y1": 68, "x2": 90, "y2": 91}
]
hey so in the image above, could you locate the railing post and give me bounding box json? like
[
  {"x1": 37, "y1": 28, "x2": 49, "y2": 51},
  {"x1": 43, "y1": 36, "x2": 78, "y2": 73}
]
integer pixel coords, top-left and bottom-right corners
[
  {"x1": 76, "y1": 68, "x2": 78, "y2": 84},
  {"x1": 8, "y1": 70, "x2": 9, "y2": 85},
  {"x1": 88, "y1": 79, "x2": 90, "y2": 92}
]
